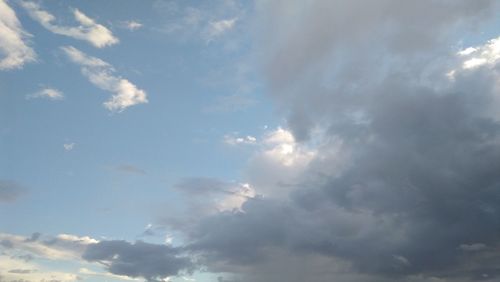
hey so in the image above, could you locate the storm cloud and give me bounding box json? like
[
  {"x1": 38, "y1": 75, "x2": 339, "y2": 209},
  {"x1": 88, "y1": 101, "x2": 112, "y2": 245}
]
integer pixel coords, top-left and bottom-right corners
[
  {"x1": 164, "y1": 0, "x2": 500, "y2": 281},
  {"x1": 82, "y1": 240, "x2": 193, "y2": 282}
]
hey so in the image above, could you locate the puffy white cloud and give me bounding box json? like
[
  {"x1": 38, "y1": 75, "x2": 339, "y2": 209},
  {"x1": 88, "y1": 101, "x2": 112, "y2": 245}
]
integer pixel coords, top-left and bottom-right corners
[
  {"x1": 27, "y1": 87, "x2": 64, "y2": 101},
  {"x1": 21, "y1": 1, "x2": 118, "y2": 48},
  {"x1": 61, "y1": 46, "x2": 148, "y2": 112},
  {"x1": 0, "y1": 0, "x2": 36, "y2": 70}
]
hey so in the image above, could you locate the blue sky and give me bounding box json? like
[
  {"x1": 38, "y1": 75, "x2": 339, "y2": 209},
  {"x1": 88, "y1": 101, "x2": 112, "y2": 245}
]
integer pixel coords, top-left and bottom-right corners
[{"x1": 2, "y1": 1, "x2": 500, "y2": 282}]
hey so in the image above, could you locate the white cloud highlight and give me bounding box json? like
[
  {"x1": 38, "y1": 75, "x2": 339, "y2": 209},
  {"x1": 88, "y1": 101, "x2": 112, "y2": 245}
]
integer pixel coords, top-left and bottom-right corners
[
  {"x1": 27, "y1": 87, "x2": 64, "y2": 101},
  {"x1": 223, "y1": 134, "x2": 257, "y2": 145},
  {"x1": 61, "y1": 46, "x2": 148, "y2": 112},
  {"x1": 0, "y1": 0, "x2": 36, "y2": 70},
  {"x1": 457, "y1": 37, "x2": 500, "y2": 70},
  {"x1": 21, "y1": 1, "x2": 118, "y2": 48}
]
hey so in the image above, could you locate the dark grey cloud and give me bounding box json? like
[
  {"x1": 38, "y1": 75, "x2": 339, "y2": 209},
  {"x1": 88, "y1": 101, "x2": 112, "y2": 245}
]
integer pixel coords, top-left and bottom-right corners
[
  {"x1": 0, "y1": 180, "x2": 25, "y2": 203},
  {"x1": 159, "y1": 1, "x2": 500, "y2": 281},
  {"x1": 82, "y1": 240, "x2": 193, "y2": 282}
]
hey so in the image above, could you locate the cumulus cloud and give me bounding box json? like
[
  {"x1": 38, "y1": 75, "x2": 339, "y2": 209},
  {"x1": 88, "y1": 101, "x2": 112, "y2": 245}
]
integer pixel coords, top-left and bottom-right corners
[
  {"x1": 61, "y1": 46, "x2": 148, "y2": 112},
  {"x1": 0, "y1": 0, "x2": 36, "y2": 70},
  {"x1": 82, "y1": 240, "x2": 193, "y2": 282},
  {"x1": 20, "y1": 1, "x2": 118, "y2": 48},
  {"x1": 0, "y1": 180, "x2": 25, "y2": 203},
  {"x1": 27, "y1": 87, "x2": 64, "y2": 101},
  {"x1": 156, "y1": 1, "x2": 500, "y2": 281}
]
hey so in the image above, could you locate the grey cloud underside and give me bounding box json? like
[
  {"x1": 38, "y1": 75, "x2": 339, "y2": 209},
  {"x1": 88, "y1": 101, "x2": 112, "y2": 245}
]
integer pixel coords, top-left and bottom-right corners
[{"x1": 82, "y1": 240, "x2": 193, "y2": 282}]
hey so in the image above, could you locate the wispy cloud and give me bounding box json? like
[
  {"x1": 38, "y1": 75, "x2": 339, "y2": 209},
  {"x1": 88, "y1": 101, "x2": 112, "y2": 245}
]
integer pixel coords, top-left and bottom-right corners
[
  {"x1": 61, "y1": 46, "x2": 148, "y2": 112},
  {"x1": 114, "y1": 164, "x2": 146, "y2": 175},
  {"x1": 0, "y1": 180, "x2": 26, "y2": 203},
  {"x1": 203, "y1": 18, "x2": 237, "y2": 42},
  {"x1": 21, "y1": 1, "x2": 118, "y2": 48},
  {"x1": 63, "y1": 143, "x2": 75, "y2": 151},
  {"x1": 223, "y1": 133, "x2": 257, "y2": 145},
  {"x1": 0, "y1": 0, "x2": 36, "y2": 70},
  {"x1": 121, "y1": 20, "x2": 143, "y2": 31},
  {"x1": 27, "y1": 87, "x2": 64, "y2": 101}
]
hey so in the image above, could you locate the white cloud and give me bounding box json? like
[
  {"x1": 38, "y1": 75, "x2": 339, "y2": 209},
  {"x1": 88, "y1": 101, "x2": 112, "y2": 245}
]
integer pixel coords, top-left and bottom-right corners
[
  {"x1": 223, "y1": 133, "x2": 257, "y2": 145},
  {"x1": 242, "y1": 127, "x2": 319, "y2": 199},
  {"x1": 0, "y1": 0, "x2": 36, "y2": 70},
  {"x1": 456, "y1": 37, "x2": 500, "y2": 70},
  {"x1": 122, "y1": 20, "x2": 143, "y2": 31},
  {"x1": 61, "y1": 46, "x2": 148, "y2": 112},
  {"x1": 27, "y1": 87, "x2": 64, "y2": 101},
  {"x1": 63, "y1": 143, "x2": 75, "y2": 151},
  {"x1": 204, "y1": 18, "x2": 237, "y2": 42},
  {"x1": 21, "y1": 1, "x2": 118, "y2": 48}
]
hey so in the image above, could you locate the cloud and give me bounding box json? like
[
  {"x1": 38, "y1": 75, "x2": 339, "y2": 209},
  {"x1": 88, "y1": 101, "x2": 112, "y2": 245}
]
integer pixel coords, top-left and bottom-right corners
[
  {"x1": 155, "y1": 1, "x2": 500, "y2": 281},
  {"x1": 121, "y1": 20, "x2": 143, "y2": 31},
  {"x1": 82, "y1": 240, "x2": 193, "y2": 282},
  {"x1": 20, "y1": 1, "x2": 118, "y2": 48},
  {"x1": 0, "y1": 232, "x2": 98, "y2": 261},
  {"x1": 27, "y1": 87, "x2": 64, "y2": 101},
  {"x1": 0, "y1": 255, "x2": 80, "y2": 282},
  {"x1": 113, "y1": 164, "x2": 146, "y2": 175},
  {"x1": 223, "y1": 133, "x2": 257, "y2": 145},
  {"x1": 0, "y1": 0, "x2": 36, "y2": 70},
  {"x1": 0, "y1": 180, "x2": 26, "y2": 203},
  {"x1": 61, "y1": 46, "x2": 148, "y2": 112},
  {"x1": 63, "y1": 143, "x2": 75, "y2": 151},
  {"x1": 203, "y1": 18, "x2": 237, "y2": 42},
  {"x1": 458, "y1": 243, "x2": 487, "y2": 252},
  {"x1": 154, "y1": 1, "x2": 242, "y2": 43}
]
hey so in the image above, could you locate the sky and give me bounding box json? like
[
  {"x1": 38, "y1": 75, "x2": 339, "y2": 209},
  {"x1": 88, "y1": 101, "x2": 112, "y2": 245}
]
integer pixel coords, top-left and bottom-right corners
[{"x1": 1, "y1": 0, "x2": 500, "y2": 281}]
